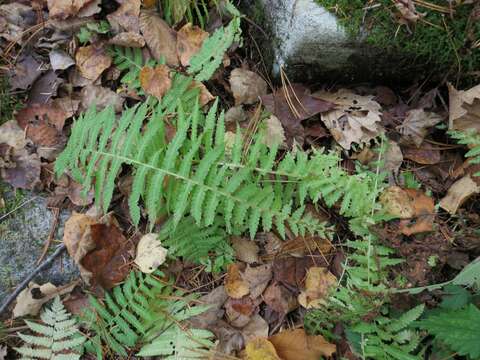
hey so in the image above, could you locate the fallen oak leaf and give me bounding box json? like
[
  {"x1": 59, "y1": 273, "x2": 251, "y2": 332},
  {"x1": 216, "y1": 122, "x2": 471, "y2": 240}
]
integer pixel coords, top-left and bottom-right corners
[
  {"x1": 268, "y1": 328, "x2": 336, "y2": 360},
  {"x1": 139, "y1": 65, "x2": 172, "y2": 100},
  {"x1": 134, "y1": 233, "x2": 168, "y2": 273},
  {"x1": 448, "y1": 83, "x2": 480, "y2": 132}
]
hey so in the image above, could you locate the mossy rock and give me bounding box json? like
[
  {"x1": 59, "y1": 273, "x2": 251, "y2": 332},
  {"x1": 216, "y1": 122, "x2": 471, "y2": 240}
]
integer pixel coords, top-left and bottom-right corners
[{"x1": 249, "y1": 0, "x2": 479, "y2": 85}]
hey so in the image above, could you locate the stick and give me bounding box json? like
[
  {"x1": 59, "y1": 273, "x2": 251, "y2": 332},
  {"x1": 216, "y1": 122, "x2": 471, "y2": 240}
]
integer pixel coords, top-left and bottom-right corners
[{"x1": 0, "y1": 243, "x2": 66, "y2": 316}]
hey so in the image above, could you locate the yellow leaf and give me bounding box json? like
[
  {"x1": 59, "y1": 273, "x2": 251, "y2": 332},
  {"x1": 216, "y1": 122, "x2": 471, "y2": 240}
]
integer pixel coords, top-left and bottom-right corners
[
  {"x1": 269, "y1": 329, "x2": 336, "y2": 360},
  {"x1": 245, "y1": 338, "x2": 281, "y2": 360}
]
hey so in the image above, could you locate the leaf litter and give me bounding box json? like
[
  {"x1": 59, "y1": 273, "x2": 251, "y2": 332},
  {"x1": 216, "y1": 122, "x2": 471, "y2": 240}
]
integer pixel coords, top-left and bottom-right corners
[{"x1": 1, "y1": 1, "x2": 480, "y2": 359}]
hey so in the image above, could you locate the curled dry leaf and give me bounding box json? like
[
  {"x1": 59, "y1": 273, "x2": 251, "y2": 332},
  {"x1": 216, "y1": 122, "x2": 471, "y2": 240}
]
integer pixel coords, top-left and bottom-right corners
[
  {"x1": 268, "y1": 328, "x2": 336, "y2": 360},
  {"x1": 230, "y1": 68, "x2": 268, "y2": 106},
  {"x1": 109, "y1": 31, "x2": 145, "y2": 47},
  {"x1": 231, "y1": 236, "x2": 260, "y2": 264},
  {"x1": 314, "y1": 89, "x2": 383, "y2": 150},
  {"x1": 63, "y1": 212, "x2": 132, "y2": 288},
  {"x1": 140, "y1": 65, "x2": 172, "y2": 100},
  {"x1": 75, "y1": 44, "x2": 112, "y2": 81},
  {"x1": 177, "y1": 23, "x2": 208, "y2": 67},
  {"x1": 13, "y1": 282, "x2": 76, "y2": 318},
  {"x1": 396, "y1": 109, "x2": 443, "y2": 147},
  {"x1": 298, "y1": 267, "x2": 336, "y2": 309},
  {"x1": 189, "y1": 81, "x2": 214, "y2": 107},
  {"x1": 243, "y1": 264, "x2": 272, "y2": 299},
  {"x1": 225, "y1": 263, "x2": 249, "y2": 299},
  {"x1": 106, "y1": 0, "x2": 141, "y2": 32},
  {"x1": 448, "y1": 83, "x2": 480, "y2": 132},
  {"x1": 139, "y1": 10, "x2": 179, "y2": 66},
  {"x1": 384, "y1": 140, "x2": 403, "y2": 175},
  {"x1": 439, "y1": 175, "x2": 480, "y2": 214},
  {"x1": 245, "y1": 338, "x2": 281, "y2": 360},
  {"x1": 134, "y1": 233, "x2": 168, "y2": 273}
]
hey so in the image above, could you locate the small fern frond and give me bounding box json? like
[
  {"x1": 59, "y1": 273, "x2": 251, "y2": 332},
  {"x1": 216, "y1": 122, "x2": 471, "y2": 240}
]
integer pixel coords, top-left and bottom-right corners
[
  {"x1": 82, "y1": 271, "x2": 167, "y2": 358},
  {"x1": 15, "y1": 297, "x2": 85, "y2": 360},
  {"x1": 449, "y1": 129, "x2": 480, "y2": 176},
  {"x1": 188, "y1": 17, "x2": 242, "y2": 81}
]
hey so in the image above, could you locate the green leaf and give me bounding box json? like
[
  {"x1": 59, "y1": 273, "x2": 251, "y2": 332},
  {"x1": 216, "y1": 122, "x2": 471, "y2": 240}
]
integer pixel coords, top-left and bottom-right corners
[{"x1": 418, "y1": 304, "x2": 480, "y2": 358}]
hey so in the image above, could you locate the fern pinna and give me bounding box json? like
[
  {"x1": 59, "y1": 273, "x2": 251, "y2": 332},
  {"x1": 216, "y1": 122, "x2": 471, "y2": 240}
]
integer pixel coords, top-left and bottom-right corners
[
  {"x1": 15, "y1": 296, "x2": 85, "y2": 360},
  {"x1": 449, "y1": 129, "x2": 480, "y2": 176},
  {"x1": 82, "y1": 271, "x2": 213, "y2": 359}
]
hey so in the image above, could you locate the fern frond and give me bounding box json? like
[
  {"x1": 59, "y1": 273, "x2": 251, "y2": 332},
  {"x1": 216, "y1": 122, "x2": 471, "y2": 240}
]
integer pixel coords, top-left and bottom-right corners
[
  {"x1": 418, "y1": 304, "x2": 480, "y2": 358},
  {"x1": 188, "y1": 17, "x2": 242, "y2": 81},
  {"x1": 82, "y1": 271, "x2": 167, "y2": 358},
  {"x1": 15, "y1": 297, "x2": 85, "y2": 360},
  {"x1": 55, "y1": 100, "x2": 331, "y2": 239},
  {"x1": 160, "y1": 217, "x2": 234, "y2": 272},
  {"x1": 449, "y1": 129, "x2": 480, "y2": 176}
]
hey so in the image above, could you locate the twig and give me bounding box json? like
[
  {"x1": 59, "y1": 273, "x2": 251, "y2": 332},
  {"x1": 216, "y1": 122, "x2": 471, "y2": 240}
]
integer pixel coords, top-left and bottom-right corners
[
  {"x1": 36, "y1": 207, "x2": 60, "y2": 264},
  {"x1": 0, "y1": 243, "x2": 66, "y2": 316}
]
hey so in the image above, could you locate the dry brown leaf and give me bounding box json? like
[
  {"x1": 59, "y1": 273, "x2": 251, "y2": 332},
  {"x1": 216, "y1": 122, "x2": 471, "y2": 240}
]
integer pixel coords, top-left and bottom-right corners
[
  {"x1": 269, "y1": 328, "x2": 336, "y2": 360},
  {"x1": 384, "y1": 140, "x2": 403, "y2": 174},
  {"x1": 54, "y1": 176, "x2": 94, "y2": 206},
  {"x1": 263, "y1": 283, "x2": 297, "y2": 315},
  {"x1": 225, "y1": 263, "x2": 250, "y2": 299},
  {"x1": 439, "y1": 175, "x2": 480, "y2": 214},
  {"x1": 380, "y1": 186, "x2": 416, "y2": 219},
  {"x1": 0, "y1": 120, "x2": 28, "y2": 150},
  {"x1": 109, "y1": 31, "x2": 145, "y2": 47},
  {"x1": 176, "y1": 23, "x2": 208, "y2": 67},
  {"x1": 13, "y1": 282, "x2": 76, "y2": 318},
  {"x1": 139, "y1": 10, "x2": 179, "y2": 66},
  {"x1": 0, "y1": 144, "x2": 41, "y2": 190},
  {"x1": 298, "y1": 267, "x2": 336, "y2": 309},
  {"x1": 395, "y1": 0, "x2": 425, "y2": 24},
  {"x1": 188, "y1": 81, "x2": 214, "y2": 107},
  {"x1": 28, "y1": 70, "x2": 63, "y2": 105},
  {"x1": 49, "y1": 49, "x2": 75, "y2": 71},
  {"x1": 231, "y1": 236, "x2": 260, "y2": 264},
  {"x1": 314, "y1": 89, "x2": 383, "y2": 150},
  {"x1": 106, "y1": 0, "x2": 141, "y2": 33},
  {"x1": 230, "y1": 68, "x2": 268, "y2": 106},
  {"x1": 242, "y1": 315, "x2": 269, "y2": 343},
  {"x1": 80, "y1": 84, "x2": 125, "y2": 112},
  {"x1": 243, "y1": 264, "x2": 272, "y2": 299},
  {"x1": 189, "y1": 286, "x2": 228, "y2": 328},
  {"x1": 75, "y1": 44, "x2": 112, "y2": 81},
  {"x1": 245, "y1": 338, "x2": 281, "y2": 360},
  {"x1": 134, "y1": 233, "x2": 168, "y2": 273},
  {"x1": 47, "y1": 0, "x2": 93, "y2": 19},
  {"x1": 262, "y1": 85, "x2": 334, "y2": 145},
  {"x1": 448, "y1": 83, "x2": 480, "y2": 132},
  {"x1": 140, "y1": 65, "x2": 172, "y2": 100},
  {"x1": 225, "y1": 296, "x2": 256, "y2": 327},
  {"x1": 396, "y1": 109, "x2": 443, "y2": 147},
  {"x1": 9, "y1": 55, "x2": 42, "y2": 90},
  {"x1": 262, "y1": 115, "x2": 286, "y2": 148},
  {"x1": 399, "y1": 188, "x2": 435, "y2": 236},
  {"x1": 402, "y1": 142, "x2": 441, "y2": 165}
]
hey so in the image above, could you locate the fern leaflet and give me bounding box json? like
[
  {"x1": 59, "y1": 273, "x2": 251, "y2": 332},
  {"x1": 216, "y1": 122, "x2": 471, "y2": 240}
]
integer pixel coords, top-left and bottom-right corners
[
  {"x1": 449, "y1": 129, "x2": 480, "y2": 176},
  {"x1": 15, "y1": 296, "x2": 85, "y2": 360}
]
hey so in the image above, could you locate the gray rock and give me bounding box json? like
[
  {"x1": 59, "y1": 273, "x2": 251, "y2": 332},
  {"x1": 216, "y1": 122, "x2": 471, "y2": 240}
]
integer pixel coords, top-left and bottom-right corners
[
  {"x1": 252, "y1": 0, "x2": 419, "y2": 83},
  {"x1": 0, "y1": 192, "x2": 78, "y2": 299}
]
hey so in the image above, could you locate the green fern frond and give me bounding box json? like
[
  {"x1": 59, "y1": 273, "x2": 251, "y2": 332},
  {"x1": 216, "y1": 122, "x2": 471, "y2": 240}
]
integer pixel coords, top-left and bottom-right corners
[
  {"x1": 55, "y1": 99, "x2": 332, "y2": 239},
  {"x1": 188, "y1": 17, "x2": 242, "y2": 81},
  {"x1": 161, "y1": 0, "x2": 215, "y2": 28},
  {"x1": 15, "y1": 297, "x2": 85, "y2": 360},
  {"x1": 82, "y1": 271, "x2": 167, "y2": 358},
  {"x1": 160, "y1": 217, "x2": 234, "y2": 272},
  {"x1": 449, "y1": 129, "x2": 480, "y2": 176},
  {"x1": 418, "y1": 304, "x2": 480, "y2": 358}
]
